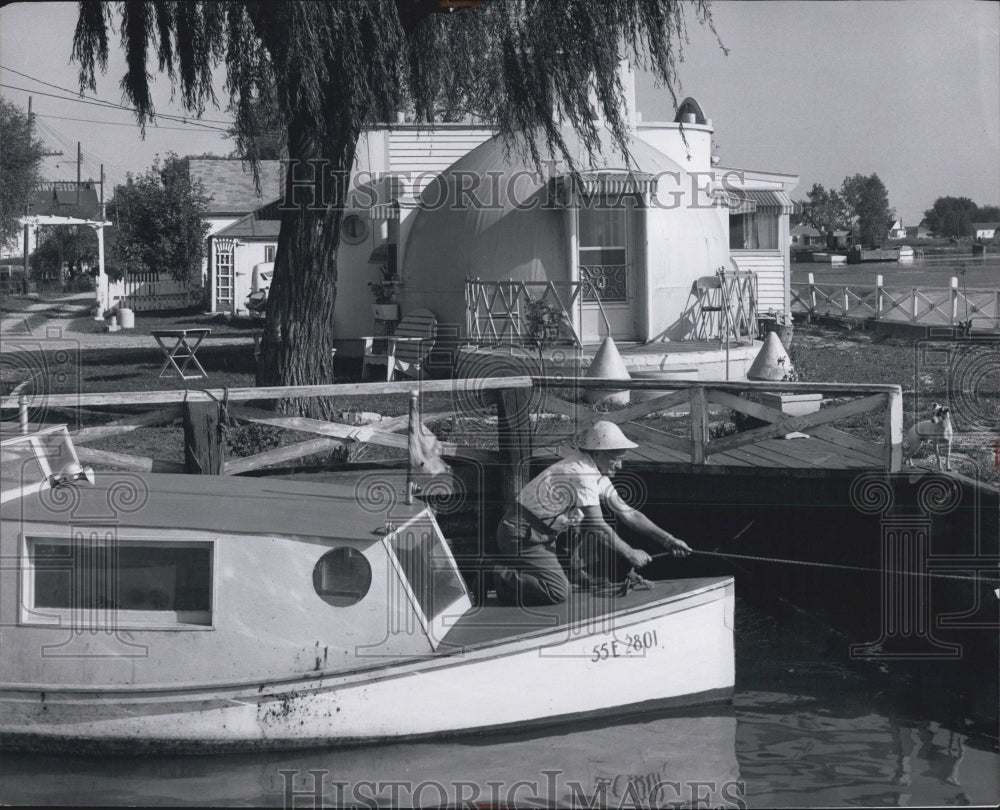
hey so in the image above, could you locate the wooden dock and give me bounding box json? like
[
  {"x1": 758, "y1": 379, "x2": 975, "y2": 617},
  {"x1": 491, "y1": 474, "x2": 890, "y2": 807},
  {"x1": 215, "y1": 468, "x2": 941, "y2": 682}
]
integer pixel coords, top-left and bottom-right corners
[{"x1": 1, "y1": 377, "x2": 901, "y2": 496}]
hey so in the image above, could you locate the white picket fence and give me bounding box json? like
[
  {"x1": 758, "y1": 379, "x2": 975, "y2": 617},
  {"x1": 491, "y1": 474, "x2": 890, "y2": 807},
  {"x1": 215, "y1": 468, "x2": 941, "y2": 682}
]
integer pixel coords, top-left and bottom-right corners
[{"x1": 108, "y1": 271, "x2": 204, "y2": 312}]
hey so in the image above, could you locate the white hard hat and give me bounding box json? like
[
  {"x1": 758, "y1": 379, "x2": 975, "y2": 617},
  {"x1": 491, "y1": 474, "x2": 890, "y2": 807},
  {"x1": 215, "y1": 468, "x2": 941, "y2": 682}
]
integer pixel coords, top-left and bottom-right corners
[{"x1": 577, "y1": 421, "x2": 638, "y2": 451}]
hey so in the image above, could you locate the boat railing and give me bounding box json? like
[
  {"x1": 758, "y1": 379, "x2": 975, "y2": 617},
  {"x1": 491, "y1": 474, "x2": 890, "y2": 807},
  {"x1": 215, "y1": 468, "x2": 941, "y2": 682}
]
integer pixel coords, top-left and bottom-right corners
[
  {"x1": 2, "y1": 377, "x2": 905, "y2": 478},
  {"x1": 791, "y1": 272, "x2": 1000, "y2": 331}
]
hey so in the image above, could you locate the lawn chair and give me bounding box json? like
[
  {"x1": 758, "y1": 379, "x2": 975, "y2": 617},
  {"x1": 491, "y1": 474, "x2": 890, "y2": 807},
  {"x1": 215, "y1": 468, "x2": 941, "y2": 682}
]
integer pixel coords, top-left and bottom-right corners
[{"x1": 361, "y1": 308, "x2": 437, "y2": 381}]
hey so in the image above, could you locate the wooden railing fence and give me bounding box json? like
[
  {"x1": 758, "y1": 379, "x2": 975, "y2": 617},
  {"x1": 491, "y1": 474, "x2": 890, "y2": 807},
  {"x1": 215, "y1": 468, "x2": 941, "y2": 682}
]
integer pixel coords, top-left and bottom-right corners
[
  {"x1": 792, "y1": 273, "x2": 1000, "y2": 330},
  {"x1": 2, "y1": 377, "x2": 904, "y2": 486}
]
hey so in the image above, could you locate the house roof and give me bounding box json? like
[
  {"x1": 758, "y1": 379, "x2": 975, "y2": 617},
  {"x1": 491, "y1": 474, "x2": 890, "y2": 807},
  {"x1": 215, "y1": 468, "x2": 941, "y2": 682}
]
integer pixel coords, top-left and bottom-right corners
[
  {"x1": 971, "y1": 222, "x2": 1000, "y2": 230},
  {"x1": 189, "y1": 159, "x2": 285, "y2": 215},
  {"x1": 26, "y1": 186, "x2": 102, "y2": 219},
  {"x1": 214, "y1": 198, "x2": 282, "y2": 239}
]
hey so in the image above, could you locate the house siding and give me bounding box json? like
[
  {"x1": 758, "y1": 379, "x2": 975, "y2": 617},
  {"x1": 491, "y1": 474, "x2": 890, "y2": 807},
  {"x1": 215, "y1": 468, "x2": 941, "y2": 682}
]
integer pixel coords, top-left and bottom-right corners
[{"x1": 730, "y1": 251, "x2": 786, "y2": 315}]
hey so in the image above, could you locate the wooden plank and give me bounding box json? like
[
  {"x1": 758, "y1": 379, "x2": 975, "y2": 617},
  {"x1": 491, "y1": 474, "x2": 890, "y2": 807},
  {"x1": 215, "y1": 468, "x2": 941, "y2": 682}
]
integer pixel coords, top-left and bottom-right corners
[
  {"x1": 710, "y1": 445, "x2": 783, "y2": 467},
  {"x1": 619, "y1": 421, "x2": 693, "y2": 456},
  {"x1": 184, "y1": 402, "x2": 223, "y2": 475},
  {"x1": 229, "y1": 405, "x2": 410, "y2": 449},
  {"x1": 0, "y1": 376, "x2": 537, "y2": 411},
  {"x1": 604, "y1": 389, "x2": 692, "y2": 424},
  {"x1": 883, "y1": 389, "x2": 903, "y2": 472},
  {"x1": 72, "y1": 405, "x2": 183, "y2": 443},
  {"x1": 808, "y1": 425, "x2": 883, "y2": 462},
  {"x1": 75, "y1": 446, "x2": 185, "y2": 473},
  {"x1": 223, "y1": 438, "x2": 344, "y2": 475}
]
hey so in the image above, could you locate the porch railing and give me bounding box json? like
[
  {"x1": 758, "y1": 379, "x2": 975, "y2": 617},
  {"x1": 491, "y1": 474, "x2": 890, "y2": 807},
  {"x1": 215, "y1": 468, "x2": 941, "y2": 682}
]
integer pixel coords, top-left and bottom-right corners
[{"x1": 465, "y1": 278, "x2": 613, "y2": 347}]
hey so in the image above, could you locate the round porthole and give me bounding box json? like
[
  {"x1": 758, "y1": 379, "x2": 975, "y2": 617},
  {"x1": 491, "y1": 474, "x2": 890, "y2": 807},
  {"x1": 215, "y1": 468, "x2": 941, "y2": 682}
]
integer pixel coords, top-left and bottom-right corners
[
  {"x1": 340, "y1": 214, "x2": 369, "y2": 245},
  {"x1": 312, "y1": 547, "x2": 372, "y2": 607}
]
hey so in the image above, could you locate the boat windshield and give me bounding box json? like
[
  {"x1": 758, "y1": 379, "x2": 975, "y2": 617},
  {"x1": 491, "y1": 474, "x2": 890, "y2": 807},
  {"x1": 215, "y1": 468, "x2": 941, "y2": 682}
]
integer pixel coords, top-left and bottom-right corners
[
  {"x1": 386, "y1": 512, "x2": 471, "y2": 646},
  {"x1": 1, "y1": 425, "x2": 83, "y2": 504}
]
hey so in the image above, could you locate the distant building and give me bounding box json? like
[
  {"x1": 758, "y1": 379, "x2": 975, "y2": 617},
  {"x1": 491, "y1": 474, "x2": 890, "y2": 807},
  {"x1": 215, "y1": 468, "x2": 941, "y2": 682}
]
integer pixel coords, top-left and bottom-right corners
[
  {"x1": 970, "y1": 222, "x2": 999, "y2": 240},
  {"x1": 790, "y1": 223, "x2": 822, "y2": 248},
  {"x1": 905, "y1": 223, "x2": 933, "y2": 240},
  {"x1": 887, "y1": 218, "x2": 906, "y2": 239}
]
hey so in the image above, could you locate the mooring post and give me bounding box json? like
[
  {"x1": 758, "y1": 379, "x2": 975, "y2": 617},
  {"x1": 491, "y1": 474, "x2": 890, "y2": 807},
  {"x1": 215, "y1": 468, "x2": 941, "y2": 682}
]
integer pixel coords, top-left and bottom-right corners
[
  {"x1": 874, "y1": 274, "x2": 883, "y2": 320},
  {"x1": 496, "y1": 385, "x2": 533, "y2": 506},
  {"x1": 883, "y1": 388, "x2": 903, "y2": 472},
  {"x1": 950, "y1": 276, "x2": 958, "y2": 326},
  {"x1": 807, "y1": 272, "x2": 816, "y2": 314},
  {"x1": 690, "y1": 386, "x2": 709, "y2": 464},
  {"x1": 183, "y1": 401, "x2": 223, "y2": 474}
]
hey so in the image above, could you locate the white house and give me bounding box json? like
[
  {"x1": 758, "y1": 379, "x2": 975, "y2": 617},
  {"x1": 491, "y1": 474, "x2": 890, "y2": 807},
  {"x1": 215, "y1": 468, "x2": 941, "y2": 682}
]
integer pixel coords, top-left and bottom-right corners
[
  {"x1": 204, "y1": 68, "x2": 797, "y2": 365},
  {"x1": 887, "y1": 218, "x2": 906, "y2": 239},
  {"x1": 971, "y1": 222, "x2": 998, "y2": 240}
]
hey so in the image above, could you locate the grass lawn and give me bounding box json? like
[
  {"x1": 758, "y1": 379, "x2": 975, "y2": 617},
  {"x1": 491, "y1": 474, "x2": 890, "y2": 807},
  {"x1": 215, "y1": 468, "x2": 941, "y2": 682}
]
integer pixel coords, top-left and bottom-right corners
[{"x1": 4, "y1": 321, "x2": 997, "y2": 485}]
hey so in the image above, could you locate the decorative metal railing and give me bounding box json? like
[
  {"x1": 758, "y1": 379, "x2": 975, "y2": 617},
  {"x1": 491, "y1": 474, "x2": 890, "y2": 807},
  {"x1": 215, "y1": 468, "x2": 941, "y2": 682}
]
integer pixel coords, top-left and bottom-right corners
[{"x1": 465, "y1": 278, "x2": 612, "y2": 347}]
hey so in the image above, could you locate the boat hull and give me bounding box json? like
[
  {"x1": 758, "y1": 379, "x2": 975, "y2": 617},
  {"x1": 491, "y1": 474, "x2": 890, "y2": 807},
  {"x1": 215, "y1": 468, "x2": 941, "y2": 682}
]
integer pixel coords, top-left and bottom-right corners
[{"x1": 1, "y1": 578, "x2": 734, "y2": 753}]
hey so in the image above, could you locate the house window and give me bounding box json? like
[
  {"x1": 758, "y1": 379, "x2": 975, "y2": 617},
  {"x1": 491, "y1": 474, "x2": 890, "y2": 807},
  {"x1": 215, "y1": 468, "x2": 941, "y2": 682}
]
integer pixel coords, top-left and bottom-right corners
[
  {"x1": 341, "y1": 214, "x2": 369, "y2": 245},
  {"x1": 578, "y1": 199, "x2": 629, "y2": 301},
  {"x1": 264, "y1": 245, "x2": 276, "y2": 262},
  {"x1": 730, "y1": 212, "x2": 780, "y2": 250},
  {"x1": 24, "y1": 537, "x2": 213, "y2": 628}
]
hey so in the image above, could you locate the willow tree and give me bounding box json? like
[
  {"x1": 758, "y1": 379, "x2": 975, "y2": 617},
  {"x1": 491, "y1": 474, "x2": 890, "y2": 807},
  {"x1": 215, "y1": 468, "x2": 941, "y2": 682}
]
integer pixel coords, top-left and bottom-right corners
[{"x1": 73, "y1": 0, "x2": 718, "y2": 405}]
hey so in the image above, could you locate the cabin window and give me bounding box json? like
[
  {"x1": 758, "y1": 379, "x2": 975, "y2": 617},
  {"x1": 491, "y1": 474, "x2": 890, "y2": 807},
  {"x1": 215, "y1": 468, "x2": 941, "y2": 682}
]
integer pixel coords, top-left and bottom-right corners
[
  {"x1": 730, "y1": 212, "x2": 780, "y2": 250},
  {"x1": 313, "y1": 547, "x2": 372, "y2": 607},
  {"x1": 25, "y1": 537, "x2": 213, "y2": 627},
  {"x1": 388, "y1": 518, "x2": 467, "y2": 623}
]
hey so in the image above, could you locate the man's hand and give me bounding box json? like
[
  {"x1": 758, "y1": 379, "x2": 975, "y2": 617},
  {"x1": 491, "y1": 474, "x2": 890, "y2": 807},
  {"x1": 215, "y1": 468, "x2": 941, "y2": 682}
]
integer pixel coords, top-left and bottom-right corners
[
  {"x1": 667, "y1": 537, "x2": 693, "y2": 558},
  {"x1": 626, "y1": 547, "x2": 652, "y2": 568}
]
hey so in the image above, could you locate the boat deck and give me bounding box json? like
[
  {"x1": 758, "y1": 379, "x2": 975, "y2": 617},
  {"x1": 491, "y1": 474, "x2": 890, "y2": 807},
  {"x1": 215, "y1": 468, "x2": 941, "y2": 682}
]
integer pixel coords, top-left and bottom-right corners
[{"x1": 443, "y1": 576, "x2": 730, "y2": 650}]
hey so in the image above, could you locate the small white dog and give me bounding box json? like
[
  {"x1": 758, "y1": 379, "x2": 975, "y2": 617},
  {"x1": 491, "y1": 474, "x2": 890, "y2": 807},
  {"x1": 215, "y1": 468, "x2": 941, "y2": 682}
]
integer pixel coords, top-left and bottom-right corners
[{"x1": 904, "y1": 403, "x2": 953, "y2": 470}]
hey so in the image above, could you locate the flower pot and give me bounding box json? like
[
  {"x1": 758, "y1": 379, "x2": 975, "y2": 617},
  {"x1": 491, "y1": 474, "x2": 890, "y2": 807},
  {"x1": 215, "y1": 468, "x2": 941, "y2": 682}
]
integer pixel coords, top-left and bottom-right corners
[{"x1": 372, "y1": 304, "x2": 399, "y2": 321}]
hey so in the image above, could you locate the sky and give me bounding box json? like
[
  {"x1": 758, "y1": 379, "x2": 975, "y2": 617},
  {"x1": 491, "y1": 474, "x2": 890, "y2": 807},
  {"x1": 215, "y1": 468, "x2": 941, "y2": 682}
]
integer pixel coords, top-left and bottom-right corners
[{"x1": 1, "y1": 0, "x2": 997, "y2": 227}]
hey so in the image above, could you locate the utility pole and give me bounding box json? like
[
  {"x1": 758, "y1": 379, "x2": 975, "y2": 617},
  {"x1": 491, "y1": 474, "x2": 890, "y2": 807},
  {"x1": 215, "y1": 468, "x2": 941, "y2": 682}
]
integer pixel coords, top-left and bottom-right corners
[{"x1": 77, "y1": 142, "x2": 82, "y2": 205}]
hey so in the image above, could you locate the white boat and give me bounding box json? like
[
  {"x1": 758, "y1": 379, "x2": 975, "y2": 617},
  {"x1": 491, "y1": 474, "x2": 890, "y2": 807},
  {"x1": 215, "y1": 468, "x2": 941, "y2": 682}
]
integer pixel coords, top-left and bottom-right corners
[
  {"x1": 0, "y1": 424, "x2": 735, "y2": 754},
  {"x1": 811, "y1": 252, "x2": 847, "y2": 265},
  {"x1": 897, "y1": 245, "x2": 915, "y2": 263}
]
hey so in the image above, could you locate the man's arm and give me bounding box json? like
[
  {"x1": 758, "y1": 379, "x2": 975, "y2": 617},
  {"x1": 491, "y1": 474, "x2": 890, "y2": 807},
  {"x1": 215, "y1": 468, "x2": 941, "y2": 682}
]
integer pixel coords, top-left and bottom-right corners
[
  {"x1": 578, "y1": 504, "x2": 652, "y2": 568},
  {"x1": 603, "y1": 490, "x2": 693, "y2": 557}
]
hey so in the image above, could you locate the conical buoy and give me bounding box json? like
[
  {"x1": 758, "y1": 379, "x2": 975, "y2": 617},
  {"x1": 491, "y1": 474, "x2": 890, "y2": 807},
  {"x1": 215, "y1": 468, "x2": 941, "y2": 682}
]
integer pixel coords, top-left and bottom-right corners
[
  {"x1": 747, "y1": 332, "x2": 794, "y2": 381},
  {"x1": 584, "y1": 337, "x2": 631, "y2": 406}
]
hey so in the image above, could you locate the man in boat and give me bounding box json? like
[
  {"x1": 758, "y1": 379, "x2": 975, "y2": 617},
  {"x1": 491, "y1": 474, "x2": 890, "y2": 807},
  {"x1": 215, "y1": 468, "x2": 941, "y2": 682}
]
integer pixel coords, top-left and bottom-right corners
[{"x1": 492, "y1": 421, "x2": 692, "y2": 605}]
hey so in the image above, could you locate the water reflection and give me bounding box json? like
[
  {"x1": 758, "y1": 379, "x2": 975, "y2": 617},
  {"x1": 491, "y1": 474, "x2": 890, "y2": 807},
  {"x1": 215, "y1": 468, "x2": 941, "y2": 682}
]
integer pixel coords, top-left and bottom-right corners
[
  {"x1": 1, "y1": 710, "x2": 741, "y2": 807},
  {"x1": 737, "y1": 691, "x2": 998, "y2": 807}
]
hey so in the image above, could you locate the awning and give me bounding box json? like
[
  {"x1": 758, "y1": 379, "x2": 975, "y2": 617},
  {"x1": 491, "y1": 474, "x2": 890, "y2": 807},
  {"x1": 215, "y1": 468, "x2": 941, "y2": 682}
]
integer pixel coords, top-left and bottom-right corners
[
  {"x1": 739, "y1": 188, "x2": 794, "y2": 214},
  {"x1": 710, "y1": 188, "x2": 757, "y2": 215},
  {"x1": 369, "y1": 201, "x2": 400, "y2": 221},
  {"x1": 555, "y1": 171, "x2": 658, "y2": 198}
]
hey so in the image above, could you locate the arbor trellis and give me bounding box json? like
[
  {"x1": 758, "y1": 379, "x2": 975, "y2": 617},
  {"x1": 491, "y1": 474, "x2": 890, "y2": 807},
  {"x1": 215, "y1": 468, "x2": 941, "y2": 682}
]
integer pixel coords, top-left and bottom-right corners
[{"x1": 72, "y1": 0, "x2": 720, "y2": 413}]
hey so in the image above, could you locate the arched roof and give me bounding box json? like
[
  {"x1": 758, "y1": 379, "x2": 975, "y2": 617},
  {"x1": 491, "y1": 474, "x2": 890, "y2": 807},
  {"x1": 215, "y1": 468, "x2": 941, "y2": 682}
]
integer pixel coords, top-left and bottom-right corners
[{"x1": 674, "y1": 97, "x2": 708, "y2": 125}]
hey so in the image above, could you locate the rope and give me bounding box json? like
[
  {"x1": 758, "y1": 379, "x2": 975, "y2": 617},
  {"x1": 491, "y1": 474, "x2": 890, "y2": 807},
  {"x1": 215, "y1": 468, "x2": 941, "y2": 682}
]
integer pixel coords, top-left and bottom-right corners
[{"x1": 650, "y1": 549, "x2": 998, "y2": 585}]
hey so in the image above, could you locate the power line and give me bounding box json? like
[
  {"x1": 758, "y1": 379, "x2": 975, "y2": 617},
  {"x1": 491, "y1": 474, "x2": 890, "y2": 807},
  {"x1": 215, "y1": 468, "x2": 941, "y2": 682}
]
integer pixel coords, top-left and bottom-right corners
[
  {"x1": 0, "y1": 81, "x2": 231, "y2": 132},
  {"x1": 32, "y1": 112, "x2": 233, "y2": 133},
  {"x1": 1, "y1": 64, "x2": 234, "y2": 126}
]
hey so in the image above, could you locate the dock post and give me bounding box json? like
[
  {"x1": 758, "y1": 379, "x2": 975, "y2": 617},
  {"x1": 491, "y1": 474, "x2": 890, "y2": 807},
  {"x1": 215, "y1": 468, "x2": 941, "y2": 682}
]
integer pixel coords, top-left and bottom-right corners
[
  {"x1": 183, "y1": 401, "x2": 223, "y2": 474},
  {"x1": 807, "y1": 273, "x2": 816, "y2": 316},
  {"x1": 911, "y1": 287, "x2": 918, "y2": 323},
  {"x1": 690, "y1": 386, "x2": 709, "y2": 464},
  {"x1": 496, "y1": 385, "x2": 533, "y2": 506},
  {"x1": 949, "y1": 277, "x2": 958, "y2": 326},
  {"x1": 874, "y1": 275, "x2": 883, "y2": 320},
  {"x1": 883, "y1": 388, "x2": 903, "y2": 472}
]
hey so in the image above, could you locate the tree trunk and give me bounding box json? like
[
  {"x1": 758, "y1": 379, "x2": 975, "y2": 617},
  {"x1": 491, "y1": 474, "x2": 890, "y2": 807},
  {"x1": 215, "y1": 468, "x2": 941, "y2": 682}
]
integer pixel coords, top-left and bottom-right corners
[{"x1": 255, "y1": 116, "x2": 360, "y2": 418}]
